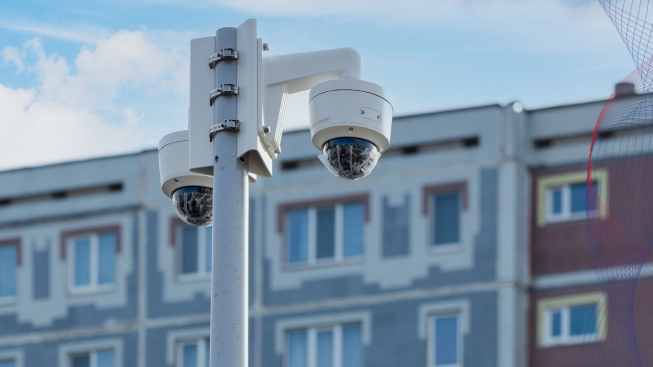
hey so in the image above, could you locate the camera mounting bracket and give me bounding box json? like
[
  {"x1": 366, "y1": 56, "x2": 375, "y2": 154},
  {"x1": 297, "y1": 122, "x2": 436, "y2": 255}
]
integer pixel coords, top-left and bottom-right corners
[{"x1": 208, "y1": 48, "x2": 239, "y2": 69}]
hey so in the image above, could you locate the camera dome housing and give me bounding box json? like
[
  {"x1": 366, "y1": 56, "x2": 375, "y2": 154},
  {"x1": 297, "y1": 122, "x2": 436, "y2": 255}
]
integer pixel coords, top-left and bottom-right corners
[
  {"x1": 319, "y1": 137, "x2": 380, "y2": 180},
  {"x1": 159, "y1": 130, "x2": 213, "y2": 226},
  {"x1": 171, "y1": 187, "x2": 213, "y2": 227},
  {"x1": 309, "y1": 79, "x2": 392, "y2": 180}
]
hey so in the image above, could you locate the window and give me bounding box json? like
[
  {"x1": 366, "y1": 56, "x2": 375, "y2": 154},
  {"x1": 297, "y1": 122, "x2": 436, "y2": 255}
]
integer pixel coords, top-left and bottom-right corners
[
  {"x1": 70, "y1": 350, "x2": 114, "y2": 367},
  {"x1": 287, "y1": 324, "x2": 363, "y2": 367},
  {"x1": 68, "y1": 232, "x2": 116, "y2": 293},
  {"x1": 0, "y1": 242, "x2": 17, "y2": 300},
  {"x1": 537, "y1": 292, "x2": 607, "y2": 347},
  {"x1": 286, "y1": 202, "x2": 364, "y2": 266},
  {"x1": 177, "y1": 225, "x2": 212, "y2": 279},
  {"x1": 547, "y1": 182, "x2": 598, "y2": 222},
  {"x1": 536, "y1": 169, "x2": 608, "y2": 226},
  {"x1": 178, "y1": 338, "x2": 210, "y2": 367},
  {"x1": 0, "y1": 360, "x2": 15, "y2": 367},
  {"x1": 428, "y1": 314, "x2": 461, "y2": 367},
  {"x1": 430, "y1": 192, "x2": 461, "y2": 247}
]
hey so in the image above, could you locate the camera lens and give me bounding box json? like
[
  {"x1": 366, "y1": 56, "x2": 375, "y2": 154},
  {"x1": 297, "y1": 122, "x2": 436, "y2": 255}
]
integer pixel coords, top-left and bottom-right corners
[
  {"x1": 171, "y1": 187, "x2": 213, "y2": 227},
  {"x1": 318, "y1": 137, "x2": 381, "y2": 180}
]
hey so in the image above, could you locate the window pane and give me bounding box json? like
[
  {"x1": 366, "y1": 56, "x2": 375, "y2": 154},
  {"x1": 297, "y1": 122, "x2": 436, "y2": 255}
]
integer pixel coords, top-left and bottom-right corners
[
  {"x1": 0, "y1": 246, "x2": 16, "y2": 297},
  {"x1": 342, "y1": 324, "x2": 363, "y2": 367},
  {"x1": 183, "y1": 343, "x2": 198, "y2": 367},
  {"x1": 97, "y1": 350, "x2": 114, "y2": 367},
  {"x1": 74, "y1": 239, "x2": 91, "y2": 286},
  {"x1": 316, "y1": 207, "x2": 336, "y2": 260},
  {"x1": 434, "y1": 193, "x2": 460, "y2": 245},
  {"x1": 287, "y1": 330, "x2": 308, "y2": 367},
  {"x1": 434, "y1": 316, "x2": 458, "y2": 366},
  {"x1": 571, "y1": 183, "x2": 597, "y2": 213},
  {"x1": 317, "y1": 330, "x2": 334, "y2": 367},
  {"x1": 181, "y1": 226, "x2": 199, "y2": 274},
  {"x1": 98, "y1": 233, "x2": 116, "y2": 285},
  {"x1": 570, "y1": 304, "x2": 597, "y2": 336},
  {"x1": 288, "y1": 210, "x2": 309, "y2": 264},
  {"x1": 72, "y1": 355, "x2": 90, "y2": 367},
  {"x1": 205, "y1": 338, "x2": 210, "y2": 367},
  {"x1": 205, "y1": 227, "x2": 212, "y2": 273},
  {"x1": 552, "y1": 188, "x2": 562, "y2": 214},
  {"x1": 343, "y1": 203, "x2": 364, "y2": 258},
  {"x1": 551, "y1": 311, "x2": 562, "y2": 337},
  {"x1": 0, "y1": 361, "x2": 15, "y2": 367}
]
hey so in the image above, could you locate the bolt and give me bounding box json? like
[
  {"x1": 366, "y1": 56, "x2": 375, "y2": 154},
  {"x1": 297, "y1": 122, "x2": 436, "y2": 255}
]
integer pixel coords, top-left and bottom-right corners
[
  {"x1": 214, "y1": 156, "x2": 219, "y2": 162},
  {"x1": 174, "y1": 179, "x2": 179, "y2": 183},
  {"x1": 263, "y1": 43, "x2": 269, "y2": 51},
  {"x1": 263, "y1": 125, "x2": 271, "y2": 134},
  {"x1": 349, "y1": 127, "x2": 354, "y2": 131},
  {"x1": 274, "y1": 148, "x2": 280, "y2": 154},
  {"x1": 377, "y1": 115, "x2": 380, "y2": 119},
  {"x1": 360, "y1": 110, "x2": 365, "y2": 114}
]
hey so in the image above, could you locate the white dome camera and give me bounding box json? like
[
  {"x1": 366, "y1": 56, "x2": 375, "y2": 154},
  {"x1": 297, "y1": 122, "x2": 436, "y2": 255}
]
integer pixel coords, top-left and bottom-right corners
[
  {"x1": 309, "y1": 79, "x2": 393, "y2": 180},
  {"x1": 158, "y1": 130, "x2": 213, "y2": 227}
]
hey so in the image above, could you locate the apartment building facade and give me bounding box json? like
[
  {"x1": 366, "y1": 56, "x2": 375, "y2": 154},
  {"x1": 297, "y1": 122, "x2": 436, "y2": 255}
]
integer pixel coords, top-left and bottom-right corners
[{"x1": 3, "y1": 91, "x2": 629, "y2": 367}]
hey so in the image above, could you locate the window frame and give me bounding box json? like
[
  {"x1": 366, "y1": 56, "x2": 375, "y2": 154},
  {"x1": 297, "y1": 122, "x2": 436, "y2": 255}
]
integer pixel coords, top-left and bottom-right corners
[
  {"x1": 0, "y1": 238, "x2": 20, "y2": 305},
  {"x1": 177, "y1": 337, "x2": 210, "y2": 367},
  {"x1": 285, "y1": 323, "x2": 365, "y2": 367},
  {"x1": 0, "y1": 349, "x2": 22, "y2": 367},
  {"x1": 67, "y1": 232, "x2": 117, "y2": 295},
  {"x1": 428, "y1": 191, "x2": 462, "y2": 249},
  {"x1": 536, "y1": 169, "x2": 608, "y2": 227},
  {"x1": 284, "y1": 202, "x2": 365, "y2": 268},
  {"x1": 176, "y1": 224, "x2": 212, "y2": 282},
  {"x1": 427, "y1": 313, "x2": 462, "y2": 367},
  {"x1": 69, "y1": 349, "x2": 115, "y2": 367},
  {"x1": 546, "y1": 182, "x2": 599, "y2": 223},
  {"x1": 537, "y1": 292, "x2": 607, "y2": 348}
]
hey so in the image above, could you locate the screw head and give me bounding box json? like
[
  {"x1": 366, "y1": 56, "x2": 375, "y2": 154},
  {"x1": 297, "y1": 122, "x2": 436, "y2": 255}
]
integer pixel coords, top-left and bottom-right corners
[
  {"x1": 360, "y1": 110, "x2": 365, "y2": 114},
  {"x1": 263, "y1": 43, "x2": 269, "y2": 51},
  {"x1": 349, "y1": 127, "x2": 354, "y2": 131},
  {"x1": 263, "y1": 125, "x2": 271, "y2": 134}
]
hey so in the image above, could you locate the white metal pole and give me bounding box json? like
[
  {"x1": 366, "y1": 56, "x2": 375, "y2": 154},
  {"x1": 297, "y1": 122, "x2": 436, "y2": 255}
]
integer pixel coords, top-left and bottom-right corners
[{"x1": 210, "y1": 26, "x2": 249, "y2": 367}]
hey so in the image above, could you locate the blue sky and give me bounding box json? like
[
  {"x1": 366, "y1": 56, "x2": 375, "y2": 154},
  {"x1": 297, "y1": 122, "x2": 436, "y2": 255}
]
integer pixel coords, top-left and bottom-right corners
[{"x1": 0, "y1": 0, "x2": 635, "y2": 170}]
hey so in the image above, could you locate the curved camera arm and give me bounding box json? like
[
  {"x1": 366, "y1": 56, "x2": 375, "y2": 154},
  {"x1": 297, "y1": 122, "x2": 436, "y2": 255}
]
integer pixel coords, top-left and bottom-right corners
[{"x1": 261, "y1": 48, "x2": 361, "y2": 156}]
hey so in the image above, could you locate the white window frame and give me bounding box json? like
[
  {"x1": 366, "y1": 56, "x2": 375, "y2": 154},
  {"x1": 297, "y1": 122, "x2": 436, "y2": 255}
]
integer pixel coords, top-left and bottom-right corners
[
  {"x1": 177, "y1": 337, "x2": 210, "y2": 367},
  {"x1": 428, "y1": 191, "x2": 462, "y2": 249},
  {"x1": 286, "y1": 323, "x2": 366, "y2": 367},
  {"x1": 543, "y1": 304, "x2": 599, "y2": 346},
  {"x1": 546, "y1": 182, "x2": 599, "y2": 223},
  {"x1": 427, "y1": 313, "x2": 462, "y2": 367},
  {"x1": 68, "y1": 233, "x2": 116, "y2": 294},
  {"x1": 0, "y1": 243, "x2": 18, "y2": 305},
  {"x1": 69, "y1": 350, "x2": 115, "y2": 367},
  {"x1": 286, "y1": 203, "x2": 364, "y2": 266},
  {"x1": 177, "y1": 225, "x2": 212, "y2": 281}
]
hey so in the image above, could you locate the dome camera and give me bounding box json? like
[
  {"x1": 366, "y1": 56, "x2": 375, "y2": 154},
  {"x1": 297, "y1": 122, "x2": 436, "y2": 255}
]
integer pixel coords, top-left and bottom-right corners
[
  {"x1": 159, "y1": 130, "x2": 213, "y2": 227},
  {"x1": 309, "y1": 79, "x2": 393, "y2": 180}
]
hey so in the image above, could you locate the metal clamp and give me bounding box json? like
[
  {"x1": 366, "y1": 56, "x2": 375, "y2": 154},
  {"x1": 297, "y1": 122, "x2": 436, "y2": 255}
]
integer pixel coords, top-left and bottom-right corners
[
  {"x1": 209, "y1": 84, "x2": 239, "y2": 106},
  {"x1": 208, "y1": 48, "x2": 238, "y2": 69},
  {"x1": 210, "y1": 119, "x2": 241, "y2": 140}
]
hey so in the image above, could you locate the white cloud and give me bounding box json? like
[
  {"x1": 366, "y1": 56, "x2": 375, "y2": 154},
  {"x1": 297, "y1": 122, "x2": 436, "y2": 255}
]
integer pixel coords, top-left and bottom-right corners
[
  {"x1": 1, "y1": 21, "x2": 110, "y2": 44},
  {"x1": 1, "y1": 46, "x2": 24, "y2": 73},
  {"x1": 0, "y1": 31, "x2": 189, "y2": 171}
]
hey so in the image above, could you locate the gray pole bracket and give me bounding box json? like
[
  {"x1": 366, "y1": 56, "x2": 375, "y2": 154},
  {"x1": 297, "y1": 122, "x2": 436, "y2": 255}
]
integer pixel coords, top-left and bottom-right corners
[
  {"x1": 210, "y1": 84, "x2": 239, "y2": 106},
  {"x1": 210, "y1": 119, "x2": 241, "y2": 141},
  {"x1": 209, "y1": 48, "x2": 239, "y2": 69}
]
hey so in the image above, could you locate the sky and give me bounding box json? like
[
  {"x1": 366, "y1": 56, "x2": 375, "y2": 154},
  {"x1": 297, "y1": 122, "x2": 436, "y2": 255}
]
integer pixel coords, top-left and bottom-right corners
[{"x1": 0, "y1": 0, "x2": 637, "y2": 171}]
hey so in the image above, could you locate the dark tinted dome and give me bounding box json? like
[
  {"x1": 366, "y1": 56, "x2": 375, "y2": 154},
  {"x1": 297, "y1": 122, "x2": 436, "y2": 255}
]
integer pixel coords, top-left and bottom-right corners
[
  {"x1": 319, "y1": 138, "x2": 381, "y2": 180},
  {"x1": 171, "y1": 187, "x2": 213, "y2": 227}
]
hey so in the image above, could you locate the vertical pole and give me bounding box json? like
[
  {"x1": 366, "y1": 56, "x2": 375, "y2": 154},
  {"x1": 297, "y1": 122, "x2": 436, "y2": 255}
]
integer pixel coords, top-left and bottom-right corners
[{"x1": 211, "y1": 27, "x2": 249, "y2": 367}]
